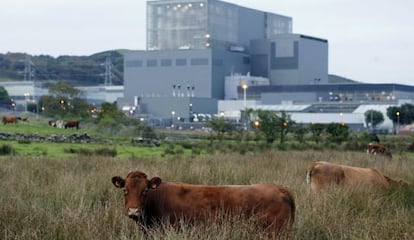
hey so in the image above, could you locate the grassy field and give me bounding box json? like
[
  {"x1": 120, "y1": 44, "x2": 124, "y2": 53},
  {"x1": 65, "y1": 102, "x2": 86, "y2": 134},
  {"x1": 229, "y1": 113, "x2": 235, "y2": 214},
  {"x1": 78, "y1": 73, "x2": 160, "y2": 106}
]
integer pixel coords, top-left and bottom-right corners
[
  {"x1": 1, "y1": 150, "x2": 413, "y2": 240},
  {"x1": 0, "y1": 117, "x2": 173, "y2": 159}
]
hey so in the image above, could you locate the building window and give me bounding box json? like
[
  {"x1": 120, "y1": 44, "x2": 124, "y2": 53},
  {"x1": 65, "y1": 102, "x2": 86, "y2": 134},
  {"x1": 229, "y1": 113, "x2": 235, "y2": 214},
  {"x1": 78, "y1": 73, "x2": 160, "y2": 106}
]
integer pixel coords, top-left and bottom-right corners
[
  {"x1": 191, "y1": 58, "x2": 209, "y2": 65},
  {"x1": 125, "y1": 60, "x2": 143, "y2": 67},
  {"x1": 176, "y1": 58, "x2": 187, "y2": 66},
  {"x1": 161, "y1": 59, "x2": 172, "y2": 66},
  {"x1": 147, "y1": 59, "x2": 158, "y2": 67}
]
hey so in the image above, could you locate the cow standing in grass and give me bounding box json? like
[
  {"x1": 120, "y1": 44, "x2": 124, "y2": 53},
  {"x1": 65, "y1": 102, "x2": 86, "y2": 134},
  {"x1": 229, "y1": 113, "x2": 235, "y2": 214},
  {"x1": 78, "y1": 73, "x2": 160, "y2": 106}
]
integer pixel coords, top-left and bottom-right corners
[
  {"x1": 2, "y1": 115, "x2": 18, "y2": 125},
  {"x1": 367, "y1": 143, "x2": 392, "y2": 159},
  {"x1": 306, "y1": 161, "x2": 406, "y2": 191},
  {"x1": 64, "y1": 120, "x2": 79, "y2": 129},
  {"x1": 112, "y1": 170, "x2": 296, "y2": 238},
  {"x1": 49, "y1": 120, "x2": 65, "y2": 128}
]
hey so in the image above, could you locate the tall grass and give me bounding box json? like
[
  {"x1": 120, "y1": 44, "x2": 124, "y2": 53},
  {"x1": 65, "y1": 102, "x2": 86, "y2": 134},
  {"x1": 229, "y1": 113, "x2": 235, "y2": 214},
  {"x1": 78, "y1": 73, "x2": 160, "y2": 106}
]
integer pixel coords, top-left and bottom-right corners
[{"x1": 1, "y1": 151, "x2": 413, "y2": 239}]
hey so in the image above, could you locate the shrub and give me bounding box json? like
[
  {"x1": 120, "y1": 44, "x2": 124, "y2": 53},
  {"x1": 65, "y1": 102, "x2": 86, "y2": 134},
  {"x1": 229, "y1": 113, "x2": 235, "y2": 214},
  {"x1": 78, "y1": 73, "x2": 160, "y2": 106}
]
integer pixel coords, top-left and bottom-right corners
[
  {"x1": 17, "y1": 139, "x2": 31, "y2": 144},
  {"x1": 0, "y1": 144, "x2": 15, "y2": 155},
  {"x1": 64, "y1": 147, "x2": 117, "y2": 157},
  {"x1": 94, "y1": 147, "x2": 117, "y2": 157}
]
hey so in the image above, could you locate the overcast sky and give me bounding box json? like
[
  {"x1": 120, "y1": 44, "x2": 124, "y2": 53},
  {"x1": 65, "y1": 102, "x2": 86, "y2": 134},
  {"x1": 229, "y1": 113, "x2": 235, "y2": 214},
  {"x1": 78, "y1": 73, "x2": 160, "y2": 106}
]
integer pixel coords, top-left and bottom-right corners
[{"x1": 1, "y1": 0, "x2": 413, "y2": 85}]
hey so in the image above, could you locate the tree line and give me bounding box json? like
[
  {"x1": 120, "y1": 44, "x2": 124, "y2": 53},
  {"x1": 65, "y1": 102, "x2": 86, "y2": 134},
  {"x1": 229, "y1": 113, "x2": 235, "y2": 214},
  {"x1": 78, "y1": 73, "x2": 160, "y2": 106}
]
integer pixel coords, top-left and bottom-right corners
[
  {"x1": 0, "y1": 51, "x2": 124, "y2": 86},
  {"x1": 208, "y1": 105, "x2": 414, "y2": 146}
]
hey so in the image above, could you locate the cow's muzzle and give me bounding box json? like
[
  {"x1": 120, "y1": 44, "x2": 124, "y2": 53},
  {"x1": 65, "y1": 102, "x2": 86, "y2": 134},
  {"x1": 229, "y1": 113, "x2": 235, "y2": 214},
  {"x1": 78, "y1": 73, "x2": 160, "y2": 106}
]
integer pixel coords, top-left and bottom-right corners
[{"x1": 127, "y1": 208, "x2": 141, "y2": 221}]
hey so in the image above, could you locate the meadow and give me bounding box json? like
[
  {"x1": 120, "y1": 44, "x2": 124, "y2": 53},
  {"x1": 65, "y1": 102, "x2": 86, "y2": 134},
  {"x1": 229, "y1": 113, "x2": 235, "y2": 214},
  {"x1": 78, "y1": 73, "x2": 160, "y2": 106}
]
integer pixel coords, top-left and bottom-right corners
[{"x1": 1, "y1": 149, "x2": 413, "y2": 240}]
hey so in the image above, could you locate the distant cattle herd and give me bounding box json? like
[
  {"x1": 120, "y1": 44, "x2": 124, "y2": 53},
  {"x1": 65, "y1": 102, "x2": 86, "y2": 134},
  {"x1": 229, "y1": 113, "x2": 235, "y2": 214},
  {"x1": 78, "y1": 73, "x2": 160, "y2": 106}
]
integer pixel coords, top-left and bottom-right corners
[
  {"x1": 2, "y1": 114, "x2": 79, "y2": 129},
  {"x1": 49, "y1": 119, "x2": 80, "y2": 129}
]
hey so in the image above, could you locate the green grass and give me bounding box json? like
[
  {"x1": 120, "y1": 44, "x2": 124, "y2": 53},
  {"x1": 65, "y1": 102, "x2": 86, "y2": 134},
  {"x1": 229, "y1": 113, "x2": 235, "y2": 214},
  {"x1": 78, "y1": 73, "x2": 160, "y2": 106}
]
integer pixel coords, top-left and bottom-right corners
[
  {"x1": 0, "y1": 116, "x2": 171, "y2": 159},
  {"x1": 0, "y1": 150, "x2": 413, "y2": 239},
  {"x1": 0, "y1": 140, "x2": 172, "y2": 159}
]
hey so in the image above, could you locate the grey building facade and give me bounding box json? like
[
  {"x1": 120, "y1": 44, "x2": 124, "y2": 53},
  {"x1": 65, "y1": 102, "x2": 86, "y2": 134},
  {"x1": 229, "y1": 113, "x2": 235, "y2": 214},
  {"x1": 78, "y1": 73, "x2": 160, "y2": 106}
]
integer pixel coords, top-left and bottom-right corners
[
  {"x1": 126, "y1": 0, "x2": 293, "y2": 101},
  {"x1": 250, "y1": 34, "x2": 328, "y2": 85},
  {"x1": 247, "y1": 82, "x2": 414, "y2": 105},
  {"x1": 124, "y1": 49, "x2": 250, "y2": 101},
  {"x1": 124, "y1": 0, "x2": 334, "y2": 117},
  {"x1": 146, "y1": 0, "x2": 292, "y2": 51}
]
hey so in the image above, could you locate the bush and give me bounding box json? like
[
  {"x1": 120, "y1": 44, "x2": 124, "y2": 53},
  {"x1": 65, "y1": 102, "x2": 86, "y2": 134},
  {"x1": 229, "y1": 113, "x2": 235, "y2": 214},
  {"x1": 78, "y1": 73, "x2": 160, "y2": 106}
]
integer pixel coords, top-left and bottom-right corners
[
  {"x1": 0, "y1": 144, "x2": 15, "y2": 155},
  {"x1": 64, "y1": 147, "x2": 117, "y2": 157},
  {"x1": 94, "y1": 147, "x2": 117, "y2": 157},
  {"x1": 17, "y1": 139, "x2": 31, "y2": 144}
]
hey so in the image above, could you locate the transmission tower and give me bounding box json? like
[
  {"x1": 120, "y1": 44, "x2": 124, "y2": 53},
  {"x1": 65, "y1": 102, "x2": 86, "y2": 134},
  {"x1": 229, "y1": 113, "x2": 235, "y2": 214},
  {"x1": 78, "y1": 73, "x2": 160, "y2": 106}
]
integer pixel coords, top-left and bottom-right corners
[
  {"x1": 23, "y1": 55, "x2": 35, "y2": 81},
  {"x1": 103, "y1": 56, "x2": 113, "y2": 86}
]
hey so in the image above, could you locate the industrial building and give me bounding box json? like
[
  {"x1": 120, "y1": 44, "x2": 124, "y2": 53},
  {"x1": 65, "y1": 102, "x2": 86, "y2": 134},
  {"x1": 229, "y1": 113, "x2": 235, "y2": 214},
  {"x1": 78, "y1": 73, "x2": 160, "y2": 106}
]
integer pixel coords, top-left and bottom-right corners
[
  {"x1": 122, "y1": 1, "x2": 328, "y2": 120},
  {"x1": 118, "y1": 0, "x2": 414, "y2": 132}
]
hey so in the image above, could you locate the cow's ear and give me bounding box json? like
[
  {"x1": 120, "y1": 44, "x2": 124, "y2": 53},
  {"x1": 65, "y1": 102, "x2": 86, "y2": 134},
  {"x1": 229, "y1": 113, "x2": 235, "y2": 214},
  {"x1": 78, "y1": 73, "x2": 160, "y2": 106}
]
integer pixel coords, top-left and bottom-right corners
[
  {"x1": 148, "y1": 177, "x2": 162, "y2": 189},
  {"x1": 112, "y1": 176, "x2": 125, "y2": 188}
]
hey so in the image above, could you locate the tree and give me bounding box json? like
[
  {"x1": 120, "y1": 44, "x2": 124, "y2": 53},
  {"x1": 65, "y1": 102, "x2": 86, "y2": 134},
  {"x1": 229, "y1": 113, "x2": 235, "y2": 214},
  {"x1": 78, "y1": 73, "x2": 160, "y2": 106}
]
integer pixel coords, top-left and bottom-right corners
[
  {"x1": 253, "y1": 110, "x2": 294, "y2": 145},
  {"x1": 49, "y1": 81, "x2": 83, "y2": 99},
  {"x1": 96, "y1": 102, "x2": 152, "y2": 136},
  {"x1": 292, "y1": 123, "x2": 308, "y2": 144},
  {"x1": 40, "y1": 81, "x2": 91, "y2": 118},
  {"x1": 207, "y1": 118, "x2": 234, "y2": 142},
  {"x1": 278, "y1": 111, "x2": 294, "y2": 145},
  {"x1": 97, "y1": 102, "x2": 126, "y2": 124},
  {"x1": 255, "y1": 110, "x2": 279, "y2": 145},
  {"x1": 387, "y1": 104, "x2": 414, "y2": 133},
  {"x1": 325, "y1": 123, "x2": 350, "y2": 144},
  {"x1": 400, "y1": 103, "x2": 414, "y2": 125},
  {"x1": 0, "y1": 86, "x2": 13, "y2": 109},
  {"x1": 309, "y1": 123, "x2": 325, "y2": 144},
  {"x1": 364, "y1": 110, "x2": 384, "y2": 130},
  {"x1": 0, "y1": 86, "x2": 10, "y2": 101},
  {"x1": 386, "y1": 106, "x2": 400, "y2": 124}
]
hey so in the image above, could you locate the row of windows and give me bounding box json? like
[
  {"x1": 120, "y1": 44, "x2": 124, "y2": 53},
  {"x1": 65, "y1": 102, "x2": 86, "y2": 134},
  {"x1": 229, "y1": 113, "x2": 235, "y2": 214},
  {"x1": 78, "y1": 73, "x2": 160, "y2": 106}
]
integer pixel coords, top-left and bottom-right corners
[{"x1": 126, "y1": 58, "x2": 210, "y2": 68}]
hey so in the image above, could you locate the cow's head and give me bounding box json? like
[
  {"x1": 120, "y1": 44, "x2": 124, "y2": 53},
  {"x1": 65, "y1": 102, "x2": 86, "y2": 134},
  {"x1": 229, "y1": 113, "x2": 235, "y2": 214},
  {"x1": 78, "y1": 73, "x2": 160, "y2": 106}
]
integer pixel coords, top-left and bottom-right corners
[{"x1": 112, "y1": 171, "x2": 162, "y2": 221}]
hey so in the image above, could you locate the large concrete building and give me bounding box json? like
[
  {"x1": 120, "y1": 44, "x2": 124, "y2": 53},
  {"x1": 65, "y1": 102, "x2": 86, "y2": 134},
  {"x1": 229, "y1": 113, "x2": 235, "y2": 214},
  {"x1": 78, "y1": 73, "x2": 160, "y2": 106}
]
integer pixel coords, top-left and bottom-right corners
[
  {"x1": 120, "y1": 0, "x2": 414, "y2": 132},
  {"x1": 123, "y1": 0, "x2": 327, "y2": 119},
  {"x1": 250, "y1": 34, "x2": 328, "y2": 85},
  {"x1": 125, "y1": 0, "x2": 293, "y2": 102}
]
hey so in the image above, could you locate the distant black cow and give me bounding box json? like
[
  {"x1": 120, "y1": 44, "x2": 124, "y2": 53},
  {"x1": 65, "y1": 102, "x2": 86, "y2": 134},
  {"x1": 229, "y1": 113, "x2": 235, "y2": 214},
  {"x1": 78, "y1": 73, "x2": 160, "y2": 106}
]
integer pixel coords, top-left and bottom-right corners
[{"x1": 64, "y1": 120, "x2": 79, "y2": 129}]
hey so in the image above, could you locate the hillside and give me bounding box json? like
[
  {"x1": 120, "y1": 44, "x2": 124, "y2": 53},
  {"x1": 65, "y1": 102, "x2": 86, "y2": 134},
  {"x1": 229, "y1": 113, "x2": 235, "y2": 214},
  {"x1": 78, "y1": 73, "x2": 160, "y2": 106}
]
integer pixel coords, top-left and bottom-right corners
[{"x1": 0, "y1": 50, "x2": 125, "y2": 86}]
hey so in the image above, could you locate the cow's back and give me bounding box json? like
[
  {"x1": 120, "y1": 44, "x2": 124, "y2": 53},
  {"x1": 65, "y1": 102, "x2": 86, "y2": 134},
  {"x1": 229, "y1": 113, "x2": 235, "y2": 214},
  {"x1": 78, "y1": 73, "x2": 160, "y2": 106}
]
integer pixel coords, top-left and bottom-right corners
[
  {"x1": 307, "y1": 161, "x2": 390, "y2": 190},
  {"x1": 342, "y1": 166, "x2": 389, "y2": 187},
  {"x1": 143, "y1": 182, "x2": 295, "y2": 235},
  {"x1": 2, "y1": 115, "x2": 17, "y2": 124},
  {"x1": 307, "y1": 161, "x2": 345, "y2": 191}
]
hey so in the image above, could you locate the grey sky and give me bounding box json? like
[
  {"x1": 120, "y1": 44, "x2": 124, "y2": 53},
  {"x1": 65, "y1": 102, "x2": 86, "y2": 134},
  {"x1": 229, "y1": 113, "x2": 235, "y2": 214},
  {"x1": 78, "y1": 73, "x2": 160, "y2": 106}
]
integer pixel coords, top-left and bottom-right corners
[{"x1": 0, "y1": 0, "x2": 412, "y2": 85}]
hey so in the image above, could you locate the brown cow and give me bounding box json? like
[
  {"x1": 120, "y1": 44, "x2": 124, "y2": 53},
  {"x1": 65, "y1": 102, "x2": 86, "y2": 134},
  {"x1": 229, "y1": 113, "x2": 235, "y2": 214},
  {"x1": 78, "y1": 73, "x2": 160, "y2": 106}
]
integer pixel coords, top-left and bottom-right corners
[
  {"x1": 2, "y1": 115, "x2": 18, "y2": 125},
  {"x1": 64, "y1": 120, "x2": 79, "y2": 129},
  {"x1": 306, "y1": 161, "x2": 405, "y2": 191},
  {"x1": 112, "y1": 171, "x2": 295, "y2": 238},
  {"x1": 367, "y1": 143, "x2": 392, "y2": 158}
]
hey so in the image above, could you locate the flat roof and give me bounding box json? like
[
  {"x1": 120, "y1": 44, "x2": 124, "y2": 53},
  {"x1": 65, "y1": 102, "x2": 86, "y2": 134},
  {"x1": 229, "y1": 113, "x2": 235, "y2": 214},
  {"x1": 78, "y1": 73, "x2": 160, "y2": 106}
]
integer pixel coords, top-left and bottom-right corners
[{"x1": 240, "y1": 83, "x2": 414, "y2": 93}]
